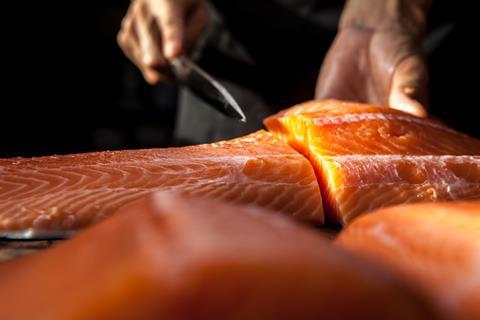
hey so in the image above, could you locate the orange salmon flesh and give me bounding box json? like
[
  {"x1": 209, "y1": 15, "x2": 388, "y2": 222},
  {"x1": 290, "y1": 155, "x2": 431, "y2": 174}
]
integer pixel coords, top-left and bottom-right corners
[{"x1": 265, "y1": 100, "x2": 480, "y2": 224}]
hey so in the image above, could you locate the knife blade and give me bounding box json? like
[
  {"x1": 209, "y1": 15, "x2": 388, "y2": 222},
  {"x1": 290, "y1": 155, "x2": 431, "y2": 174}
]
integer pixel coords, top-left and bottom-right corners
[
  {"x1": 169, "y1": 56, "x2": 247, "y2": 122},
  {"x1": 0, "y1": 229, "x2": 74, "y2": 241}
]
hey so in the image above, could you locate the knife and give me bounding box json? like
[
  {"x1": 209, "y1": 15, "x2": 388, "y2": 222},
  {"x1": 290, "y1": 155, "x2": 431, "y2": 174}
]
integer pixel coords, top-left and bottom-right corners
[
  {"x1": 0, "y1": 229, "x2": 74, "y2": 240},
  {"x1": 169, "y1": 56, "x2": 247, "y2": 122},
  {"x1": 0, "y1": 58, "x2": 245, "y2": 242}
]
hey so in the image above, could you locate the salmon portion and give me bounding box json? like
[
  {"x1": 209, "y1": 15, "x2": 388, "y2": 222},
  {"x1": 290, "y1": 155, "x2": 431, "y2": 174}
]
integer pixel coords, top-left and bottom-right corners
[
  {"x1": 0, "y1": 192, "x2": 438, "y2": 320},
  {"x1": 265, "y1": 100, "x2": 480, "y2": 224},
  {"x1": 336, "y1": 201, "x2": 480, "y2": 320},
  {"x1": 0, "y1": 130, "x2": 323, "y2": 231}
]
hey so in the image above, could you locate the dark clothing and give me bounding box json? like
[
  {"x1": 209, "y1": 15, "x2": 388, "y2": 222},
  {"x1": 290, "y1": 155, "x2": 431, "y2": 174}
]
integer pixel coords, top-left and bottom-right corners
[
  {"x1": 176, "y1": 0, "x2": 341, "y2": 143},
  {"x1": 427, "y1": 2, "x2": 479, "y2": 138},
  {"x1": 206, "y1": 0, "x2": 340, "y2": 108},
  {"x1": 176, "y1": 0, "x2": 480, "y2": 143}
]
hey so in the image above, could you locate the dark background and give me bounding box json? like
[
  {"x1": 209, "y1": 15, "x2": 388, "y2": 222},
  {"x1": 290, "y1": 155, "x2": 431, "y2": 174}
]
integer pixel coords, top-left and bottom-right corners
[
  {"x1": 1, "y1": 1, "x2": 477, "y2": 158},
  {"x1": 2, "y1": 0, "x2": 179, "y2": 157}
]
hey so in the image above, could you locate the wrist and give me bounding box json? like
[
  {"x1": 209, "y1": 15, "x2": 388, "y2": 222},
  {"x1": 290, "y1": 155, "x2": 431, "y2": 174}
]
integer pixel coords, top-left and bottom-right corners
[{"x1": 340, "y1": 0, "x2": 431, "y2": 38}]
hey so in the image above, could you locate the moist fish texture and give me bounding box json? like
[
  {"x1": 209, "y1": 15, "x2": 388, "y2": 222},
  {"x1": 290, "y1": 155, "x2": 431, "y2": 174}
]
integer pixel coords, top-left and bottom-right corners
[
  {"x1": 0, "y1": 192, "x2": 439, "y2": 320},
  {"x1": 0, "y1": 130, "x2": 323, "y2": 231},
  {"x1": 264, "y1": 100, "x2": 480, "y2": 224},
  {"x1": 336, "y1": 201, "x2": 480, "y2": 320}
]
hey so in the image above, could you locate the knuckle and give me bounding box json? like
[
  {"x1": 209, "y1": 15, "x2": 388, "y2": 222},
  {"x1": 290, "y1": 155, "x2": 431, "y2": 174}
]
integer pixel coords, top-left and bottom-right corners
[
  {"x1": 117, "y1": 33, "x2": 126, "y2": 47},
  {"x1": 120, "y1": 18, "x2": 129, "y2": 31},
  {"x1": 144, "y1": 55, "x2": 161, "y2": 69}
]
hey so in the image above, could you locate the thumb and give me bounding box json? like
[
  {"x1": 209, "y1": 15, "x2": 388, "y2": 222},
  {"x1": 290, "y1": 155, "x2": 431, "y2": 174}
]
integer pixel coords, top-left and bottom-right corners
[
  {"x1": 389, "y1": 56, "x2": 429, "y2": 118},
  {"x1": 151, "y1": 0, "x2": 184, "y2": 59}
]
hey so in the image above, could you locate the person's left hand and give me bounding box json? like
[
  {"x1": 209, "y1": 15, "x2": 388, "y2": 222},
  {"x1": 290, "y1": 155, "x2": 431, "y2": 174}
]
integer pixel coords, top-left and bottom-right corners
[{"x1": 316, "y1": 0, "x2": 430, "y2": 117}]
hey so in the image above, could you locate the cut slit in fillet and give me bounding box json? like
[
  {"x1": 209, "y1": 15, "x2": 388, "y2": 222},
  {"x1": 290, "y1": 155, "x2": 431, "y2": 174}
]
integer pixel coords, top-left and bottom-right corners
[
  {"x1": 0, "y1": 130, "x2": 324, "y2": 231},
  {"x1": 0, "y1": 192, "x2": 439, "y2": 320},
  {"x1": 265, "y1": 100, "x2": 480, "y2": 224},
  {"x1": 336, "y1": 201, "x2": 480, "y2": 320}
]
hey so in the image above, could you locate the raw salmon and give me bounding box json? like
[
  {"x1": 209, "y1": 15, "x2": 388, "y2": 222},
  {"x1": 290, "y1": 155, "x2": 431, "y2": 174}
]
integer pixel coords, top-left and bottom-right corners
[
  {"x1": 0, "y1": 192, "x2": 439, "y2": 320},
  {"x1": 0, "y1": 130, "x2": 323, "y2": 231},
  {"x1": 336, "y1": 201, "x2": 480, "y2": 320},
  {"x1": 265, "y1": 100, "x2": 480, "y2": 224}
]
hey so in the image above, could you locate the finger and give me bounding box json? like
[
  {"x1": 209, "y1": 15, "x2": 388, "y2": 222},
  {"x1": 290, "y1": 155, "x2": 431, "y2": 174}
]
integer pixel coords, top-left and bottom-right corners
[
  {"x1": 142, "y1": 68, "x2": 164, "y2": 84},
  {"x1": 144, "y1": 18, "x2": 176, "y2": 83},
  {"x1": 315, "y1": 30, "x2": 370, "y2": 103},
  {"x1": 135, "y1": 3, "x2": 164, "y2": 69},
  {"x1": 389, "y1": 56, "x2": 429, "y2": 118},
  {"x1": 118, "y1": 3, "x2": 143, "y2": 62},
  {"x1": 119, "y1": 16, "x2": 164, "y2": 84},
  {"x1": 135, "y1": 4, "x2": 170, "y2": 84},
  {"x1": 118, "y1": 27, "x2": 141, "y2": 68},
  {"x1": 184, "y1": 3, "x2": 208, "y2": 53},
  {"x1": 118, "y1": 4, "x2": 167, "y2": 85},
  {"x1": 149, "y1": 0, "x2": 184, "y2": 59},
  {"x1": 117, "y1": 6, "x2": 135, "y2": 56}
]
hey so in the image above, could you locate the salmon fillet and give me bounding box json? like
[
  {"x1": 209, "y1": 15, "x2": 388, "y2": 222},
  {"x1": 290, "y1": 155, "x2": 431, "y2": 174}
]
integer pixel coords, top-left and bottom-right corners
[
  {"x1": 264, "y1": 100, "x2": 480, "y2": 224},
  {"x1": 0, "y1": 130, "x2": 323, "y2": 231},
  {"x1": 0, "y1": 192, "x2": 438, "y2": 320},
  {"x1": 336, "y1": 201, "x2": 480, "y2": 320}
]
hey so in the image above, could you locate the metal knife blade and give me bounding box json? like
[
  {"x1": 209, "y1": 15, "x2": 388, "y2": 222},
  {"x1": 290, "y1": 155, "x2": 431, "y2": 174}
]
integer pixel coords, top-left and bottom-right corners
[
  {"x1": 170, "y1": 56, "x2": 247, "y2": 122},
  {"x1": 0, "y1": 229, "x2": 74, "y2": 241}
]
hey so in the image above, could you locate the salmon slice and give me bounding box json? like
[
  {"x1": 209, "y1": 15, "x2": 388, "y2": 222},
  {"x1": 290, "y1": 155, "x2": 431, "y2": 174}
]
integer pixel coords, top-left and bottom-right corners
[
  {"x1": 0, "y1": 130, "x2": 323, "y2": 231},
  {"x1": 0, "y1": 192, "x2": 439, "y2": 320},
  {"x1": 336, "y1": 201, "x2": 480, "y2": 320},
  {"x1": 264, "y1": 100, "x2": 480, "y2": 224}
]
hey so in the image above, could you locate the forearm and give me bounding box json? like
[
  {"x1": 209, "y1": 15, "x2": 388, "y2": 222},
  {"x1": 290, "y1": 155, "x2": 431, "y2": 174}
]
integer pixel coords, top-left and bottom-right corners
[{"x1": 340, "y1": 0, "x2": 432, "y2": 37}]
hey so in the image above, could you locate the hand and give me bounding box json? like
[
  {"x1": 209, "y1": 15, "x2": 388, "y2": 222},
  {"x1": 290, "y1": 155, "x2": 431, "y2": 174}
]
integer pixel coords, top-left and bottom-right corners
[
  {"x1": 117, "y1": 0, "x2": 208, "y2": 84},
  {"x1": 316, "y1": 0, "x2": 431, "y2": 117}
]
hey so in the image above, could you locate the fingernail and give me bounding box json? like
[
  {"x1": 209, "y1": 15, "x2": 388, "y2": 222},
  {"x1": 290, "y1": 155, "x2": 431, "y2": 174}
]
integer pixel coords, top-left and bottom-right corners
[
  {"x1": 390, "y1": 93, "x2": 427, "y2": 118},
  {"x1": 145, "y1": 72, "x2": 159, "y2": 85},
  {"x1": 164, "y1": 41, "x2": 178, "y2": 59},
  {"x1": 143, "y1": 52, "x2": 152, "y2": 65},
  {"x1": 403, "y1": 86, "x2": 416, "y2": 96}
]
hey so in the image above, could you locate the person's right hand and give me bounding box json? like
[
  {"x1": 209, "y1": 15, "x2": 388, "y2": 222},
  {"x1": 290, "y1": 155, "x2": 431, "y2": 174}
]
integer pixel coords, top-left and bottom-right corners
[{"x1": 117, "y1": 0, "x2": 208, "y2": 84}]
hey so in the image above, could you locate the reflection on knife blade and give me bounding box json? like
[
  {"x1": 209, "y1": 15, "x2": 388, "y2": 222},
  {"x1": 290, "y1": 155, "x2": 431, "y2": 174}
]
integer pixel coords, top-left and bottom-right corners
[
  {"x1": 170, "y1": 56, "x2": 247, "y2": 122},
  {"x1": 0, "y1": 229, "x2": 74, "y2": 241}
]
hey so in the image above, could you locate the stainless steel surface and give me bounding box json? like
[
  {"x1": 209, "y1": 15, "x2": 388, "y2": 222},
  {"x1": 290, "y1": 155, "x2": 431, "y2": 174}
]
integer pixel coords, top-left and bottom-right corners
[
  {"x1": 170, "y1": 56, "x2": 247, "y2": 122},
  {"x1": 0, "y1": 229, "x2": 74, "y2": 241}
]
